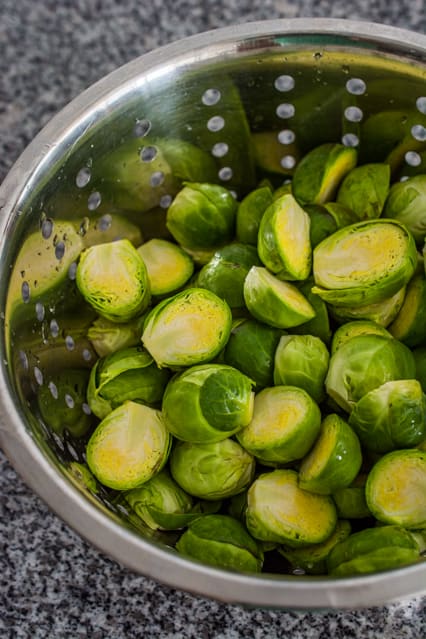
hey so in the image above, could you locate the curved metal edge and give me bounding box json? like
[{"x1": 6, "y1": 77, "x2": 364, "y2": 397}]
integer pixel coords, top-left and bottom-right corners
[{"x1": 1, "y1": 18, "x2": 426, "y2": 609}]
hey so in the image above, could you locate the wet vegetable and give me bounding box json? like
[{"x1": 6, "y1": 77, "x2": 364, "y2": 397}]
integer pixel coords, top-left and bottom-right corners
[
  {"x1": 336, "y1": 163, "x2": 391, "y2": 220},
  {"x1": 137, "y1": 238, "x2": 194, "y2": 296},
  {"x1": 236, "y1": 184, "x2": 273, "y2": 244},
  {"x1": 384, "y1": 175, "x2": 426, "y2": 244}
]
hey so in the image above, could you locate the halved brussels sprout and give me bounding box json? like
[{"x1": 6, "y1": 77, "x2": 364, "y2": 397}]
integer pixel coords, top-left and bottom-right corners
[
  {"x1": 246, "y1": 469, "x2": 337, "y2": 546},
  {"x1": 244, "y1": 267, "x2": 315, "y2": 329},
  {"x1": 37, "y1": 369, "x2": 92, "y2": 438},
  {"x1": 252, "y1": 131, "x2": 300, "y2": 176},
  {"x1": 166, "y1": 182, "x2": 237, "y2": 255},
  {"x1": 87, "y1": 314, "x2": 145, "y2": 357},
  {"x1": 162, "y1": 364, "x2": 254, "y2": 443},
  {"x1": 170, "y1": 439, "x2": 255, "y2": 500},
  {"x1": 304, "y1": 204, "x2": 338, "y2": 248},
  {"x1": 366, "y1": 449, "x2": 426, "y2": 529},
  {"x1": 86, "y1": 401, "x2": 171, "y2": 490},
  {"x1": 223, "y1": 318, "x2": 282, "y2": 389},
  {"x1": 413, "y1": 346, "x2": 426, "y2": 392},
  {"x1": 333, "y1": 474, "x2": 371, "y2": 520},
  {"x1": 325, "y1": 334, "x2": 416, "y2": 412},
  {"x1": 87, "y1": 346, "x2": 170, "y2": 419},
  {"x1": 273, "y1": 334, "x2": 330, "y2": 403},
  {"x1": 257, "y1": 193, "x2": 311, "y2": 280},
  {"x1": 142, "y1": 288, "x2": 232, "y2": 368},
  {"x1": 236, "y1": 185, "x2": 274, "y2": 245},
  {"x1": 196, "y1": 243, "x2": 261, "y2": 308},
  {"x1": 76, "y1": 239, "x2": 151, "y2": 322},
  {"x1": 290, "y1": 279, "x2": 332, "y2": 344},
  {"x1": 329, "y1": 285, "x2": 406, "y2": 328},
  {"x1": 388, "y1": 274, "x2": 426, "y2": 347},
  {"x1": 383, "y1": 175, "x2": 426, "y2": 244},
  {"x1": 292, "y1": 143, "x2": 357, "y2": 206},
  {"x1": 331, "y1": 320, "x2": 392, "y2": 355},
  {"x1": 312, "y1": 220, "x2": 417, "y2": 307},
  {"x1": 236, "y1": 386, "x2": 321, "y2": 465},
  {"x1": 298, "y1": 413, "x2": 362, "y2": 495},
  {"x1": 176, "y1": 514, "x2": 264, "y2": 573},
  {"x1": 336, "y1": 163, "x2": 390, "y2": 220},
  {"x1": 279, "y1": 519, "x2": 352, "y2": 575},
  {"x1": 272, "y1": 182, "x2": 292, "y2": 199},
  {"x1": 78, "y1": 214, "x2": 143, "y2": 249},
  {"x1": 349, "y1": 379, "x2": 426, "y2": 453},
  {"x1": 327, "y1": 525, "x2": 421, "y2": 576},
  {"x1": 67, "y1": 461, "x2": 98, "y2": 493},
  {"x1": 137, "y1": 239, "x2": 194, "y2": 297}
]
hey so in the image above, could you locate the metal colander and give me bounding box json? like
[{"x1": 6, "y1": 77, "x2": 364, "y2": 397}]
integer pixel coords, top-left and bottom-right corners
[{"x1": 0, "y1": 19, "x2": 426, "y2": 609}]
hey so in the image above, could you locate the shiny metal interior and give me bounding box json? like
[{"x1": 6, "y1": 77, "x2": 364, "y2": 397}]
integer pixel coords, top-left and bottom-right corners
[{"x1": 0, "y1": 19, "x2": 425, "y2": 609}]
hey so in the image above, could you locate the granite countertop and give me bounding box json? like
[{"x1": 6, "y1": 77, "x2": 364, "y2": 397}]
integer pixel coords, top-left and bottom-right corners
[{"x1": 0, "y1": 1, "x2": 425, "y2": 637}]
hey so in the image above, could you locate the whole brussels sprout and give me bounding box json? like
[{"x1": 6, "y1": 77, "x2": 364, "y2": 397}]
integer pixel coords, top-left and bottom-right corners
[
  {"x1": 336, "y1": 163, "x2": 390, "y2": 220},
  {"x1": 331, "y1": 320, "x2": 392, "y2": 355},
  {"x1": 384, "y1": 174, "x2": 426, "y2": 244},
  {"x1": 236, "y1": 185, "x2": 273, "y2": 245}
]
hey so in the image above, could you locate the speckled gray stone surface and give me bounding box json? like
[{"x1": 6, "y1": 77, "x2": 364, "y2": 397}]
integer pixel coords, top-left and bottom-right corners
[{"x1": 1, "y1": 1, "x2": 426, "y2": 637}]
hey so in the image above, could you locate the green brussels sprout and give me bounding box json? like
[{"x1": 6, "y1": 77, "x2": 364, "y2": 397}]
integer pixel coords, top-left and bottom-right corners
[
  {"x1": 87, "y1": 314, "x2": 145, "y2": 357},
  {"x1": 76, "y1": 239, "x2": 151, "y2": 322},
  {"x1": 246, "y1": 469, "x2": 337, "y2": 546},
  {"x1": 304, "y1": 204, "x2": 338, "y2": 248},
  {"x1": 290, "y1": 279, "x2": 332, "y2": 344},
  {"x1": 349, "y1": 380, "x2": 426, "y2": 453},
  {"x1": 383, "y1": 175, "x2": 426, "y2": 244},
  {"x1": 292, "y1": 143, "x2": 357, "y2": 206},
  {"x1": 86, "y1": 401, "x2": 171, "y2": 490},
  {"x1": 298, "y1": 414, "x2": 363, "y2": 495},
  {"x1": 333, "y1": 474, "x2": 371, "y2": 520},
  {"x1": 312, "y1": 220, "x2": 417, "y2": 307},
  {"x1": 236, "y1": 185, "x2": 273, "y2": 245},
  {"x1": 366, "y1": 449, "x2": 426, "y2": 528},
  {"x1": 279, "y1": 519, "x2": 352, "y2": 575},
  {"x1": 273, "y1": 182, "x2": 292, "y2": 199},
  {"x1": 67, "y1": 461, "x2": 98, "y2": 493},
  {"x1": 78, "y1": 214, "x2": 143, "y2": 249},
  {"x1": 162, "y1": 364, "x2": 254, "y2": 443},
  {"x1": 223, "y1": 318, "x2": 282, "y2": 389},
  {"x1": 142, "y1": 288, "x2": 232, "y2": 368},
  {"x1": 331, "y1": 320, "x2": 392, "y2": 355},
  {"x1": 325, "y1": 334, "x2": 416, "y2": 413},
  {"x1": 252, "y1": 131, "x2": 300, "y2": 176},
  {"x1": 227, "y1": 490, "x2": 248, "y2": 523},
  {"x1": 137, "y1": 239, "x2": 194, "y2": 297},
  {"x1": 257, "y1": 193, "x2": 311, "y2": 280},
  {"x1": 324, "y1": 202, "x2": 359, "y2": 228},
  {"x1": 87, "y1": 346, "x2": 170, "y2": 419},
  {"x1": 236, "y1": 386, "x2": 321, "y2": 465},
  {"x1": 244, "y1": 267, "x2": 315, "y2": 329},
  {"x1": 170, "y1": 439, "x2": 255, "y2": 500},
  {"x1": 273, "y1": 334, "x2": 330, "y2": 403},
  {"x1": 166, "y1": 182, "x2": 237, "y2": 255},
  {"x1": 196, "y1": 243, "x2": 261, "y2": 308},
  {"x1": 413, "y1": 346, "x2": 426, "y2": 392},
  {"x1": 329, "y1": 285, "x2": 406, "y2": 328},
  {"x1": 37, "y1": 369, "x2": 92, "y2": 438},
  {"x1": 336, "y1": 163, "x2": 390, "y2": 220},
  {"x1": 327, "y1": 525, "x2": 421, "y2": 576},
  {"x1": 389, "y1": 274, "x2": 426, "y2": 347},
  {"x1": 176, "y1": 514, "x2": 264, "y2": 573}
]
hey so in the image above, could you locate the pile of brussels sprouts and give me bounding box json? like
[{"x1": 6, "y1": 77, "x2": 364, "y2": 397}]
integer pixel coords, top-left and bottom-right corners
[{"x1": 38, "y1": 141, "x2": 426, "y2": 578}]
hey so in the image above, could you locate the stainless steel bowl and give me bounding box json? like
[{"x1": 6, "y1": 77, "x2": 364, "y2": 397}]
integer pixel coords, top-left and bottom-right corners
[{"x1": 0, "y1": 18, "x2": 425, "y2": 609}]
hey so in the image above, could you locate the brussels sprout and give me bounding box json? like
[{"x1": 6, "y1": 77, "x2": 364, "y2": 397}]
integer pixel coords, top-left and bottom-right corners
[
  {"x1": 389, "y1": 274, "x2": 426, "y2": 347},
  {"x1": 331, "y1": 320, "x2": 392, "y2": 355},
  {"x1": 87, "y1": 314, "x2": 145, "y2": 357},
  {"x1": 324, "y1": 202, "x2": 359, "y2": 228},
  {"x1": 366, "y1": 449, "x2": 426, "y2": 529},
  {"x1": 257, "y1": 194, "x2": 311, "y2": 280},
  {"x1": 166, "y1": 182, "x2": 237, "y2": 255},
  {"x1": 383, "y1": 175, "x2": 426, "y2": 244},
  {"x1": 304, "y1": 204, "x2": 338, "y2": 248},
  {"x1": 196, "y1": 243, "x2": 261, "y2": 308},
  {"x1": 78, "y1": 214, "x2": 143, "y2": 249},
  {"x1": 76, "y1": 239, "x2": 151, "y2": 322},
  {"x1": 413, "y1": 346, "x2": 426, "y2": 392},
  {"x1": 236, "y1": 386, "x2": 321, "y2": 465},
  {"x1": 137, "y1": 239, "x2": 194, "y2": 297},
  {"x1": 37, "y1": 369, "x2": 92, "y2": 438},
  {"x1": 290, "y1": 279, "x2": 332, "y2": 344},
  {"x1": 142, "y1": 288, "x2": 232, "y2": 368},
  {"x1": 176, "y1": 514, "x2": 264, "y2": 573},
  {"x1": 170, "y1": 439, "x2": 255, "y2": 500},
  {"x1": 252, "y1": 131, "x2": 300, "y2": 176},
  {"x1": 292, "y1": 143, "x2": 357, "y2": 206},
  {"x1": 227, "y1": 490, "x2": 248, "y2": 523},
  {"x1": 272, "y1": 182, "x2": 292, "y2": 200},
  {"x1": 333, "y1": 474, "x2": 371, "y2": 520},
  {"x1": 326, "y1": 334, "x2": 416, "y2": 412},
  {"x1": 336, "y1": 163, "x2": 390, "y2": 220},
  {"x1": 162, "y1": 364, "x2": 254, "y2": 443},
  {"x1": 273, "y1": 334, "x2": 330, "y2": 403},
  {"x1": 244, "y1": 267, "x2": 315, "y2": 329},
  {"x1": 87, "y1": 346, "x2": 170, "y2": 419},
  {"x1": 298, "y1": 414, "x2": 362, "y2": 495},
  {"x1": 312, "y1": 220, "x2": 417, "y2": 307},
  {"x1": 223, "y1": 318, "x2": 282, "y2": 389},
  {"x1": 236, "y1": 185, "x2": 273, "y2": 245},
  {"x1": 359, "y1": 110, "x2": 425, "y2": 166},
  {"x1": 246, "y1": 469, "x2": 337, "y2": 546},
  {"x1": 67, "y1": 461, "x2": 98, "y2": 493},
  {"x1": 349, "y1": 380, "x2": 426, "y2": 453},
  {"x1": 86, "y1": 401, "x2": 171, "y2": 490},
  {"x1": 329, "y1": 285, "x2": 407, "y2": 328},
  {"x1": 327, "y1": 525, "x2": 421, "y2": 576},
  {"x1": 279, "y1": 520, "x2": 352, "y2": 575}
]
